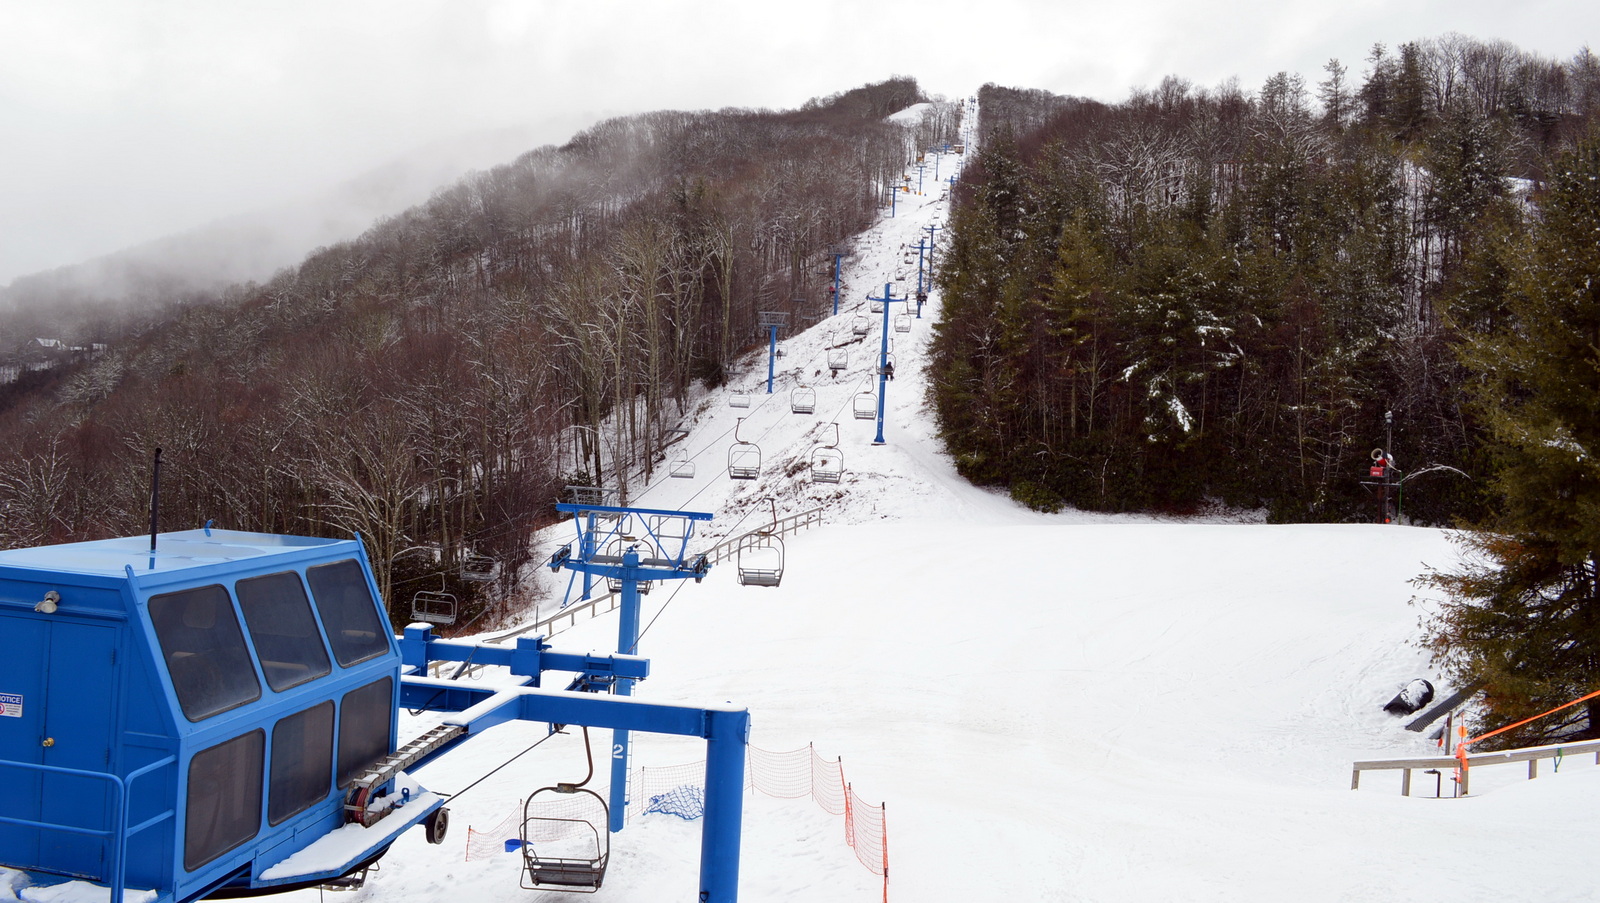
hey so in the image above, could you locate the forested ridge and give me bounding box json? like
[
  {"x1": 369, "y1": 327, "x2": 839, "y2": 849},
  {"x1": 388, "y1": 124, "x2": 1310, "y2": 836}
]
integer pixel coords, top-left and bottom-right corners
[
  {"x1": 933, "y1": 37, "x2": 1600, "y2": 524},
  {"x1": 933, "y1": 36, "x2": 1600, "y2": 742},
  {"x1": 0, "y1": 77, "x2": 956, "y2": 627}
]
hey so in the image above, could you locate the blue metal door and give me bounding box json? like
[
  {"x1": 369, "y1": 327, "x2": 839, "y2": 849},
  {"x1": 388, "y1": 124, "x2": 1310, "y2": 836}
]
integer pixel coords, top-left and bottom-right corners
[
  {"x1": 0, "y1": 614, "x2": 47, "y2": 870},
  {"x1": 40, "y1": 621, "x2": 118, "y2": 877},
  {"x1": 0, "y1": 615, "x2": 117, "y2": 879}
]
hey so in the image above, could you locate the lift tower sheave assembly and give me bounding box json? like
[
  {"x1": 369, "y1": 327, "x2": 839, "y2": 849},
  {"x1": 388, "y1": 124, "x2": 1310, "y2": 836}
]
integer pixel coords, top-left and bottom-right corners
[{"x1": 547, "y1": 503, "x2": 716, "y2": 834}]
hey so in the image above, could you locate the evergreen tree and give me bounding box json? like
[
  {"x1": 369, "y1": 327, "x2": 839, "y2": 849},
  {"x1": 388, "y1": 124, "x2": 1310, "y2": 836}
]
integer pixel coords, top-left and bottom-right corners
[{"x1": 1422, "y1": 130, "x2": 1600, "y2": 742}]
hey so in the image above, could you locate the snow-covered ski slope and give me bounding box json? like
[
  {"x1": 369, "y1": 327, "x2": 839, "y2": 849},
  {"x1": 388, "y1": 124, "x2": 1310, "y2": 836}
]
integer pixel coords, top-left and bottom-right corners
[
  {"x1": 11, "y1": 101, "x2": 1600, "y2": 903},
  {"x1": 404, "y1": 100, "x2": 1600, "y2": 902}
]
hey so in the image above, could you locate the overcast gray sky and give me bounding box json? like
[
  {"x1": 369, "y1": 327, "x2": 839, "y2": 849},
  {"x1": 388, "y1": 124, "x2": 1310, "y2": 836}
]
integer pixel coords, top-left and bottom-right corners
[{"x1": 1, "y1": 0, "x2": 1593, "y2": 286}]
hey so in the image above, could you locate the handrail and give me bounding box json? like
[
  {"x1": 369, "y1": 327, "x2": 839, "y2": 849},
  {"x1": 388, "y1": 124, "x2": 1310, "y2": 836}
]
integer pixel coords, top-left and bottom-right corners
[
  {"x1": 1352, "y1": 737, "x2": 1600, "y2": 795},
  {"x1": 0, "y1": 754, "x2": 177, "y2": 902}
]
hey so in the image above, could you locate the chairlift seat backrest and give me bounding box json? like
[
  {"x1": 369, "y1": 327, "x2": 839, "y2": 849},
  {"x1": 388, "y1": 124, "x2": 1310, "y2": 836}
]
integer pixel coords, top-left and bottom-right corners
[
  {"x1": 521, "y1": 787, "x2": 610, "y2": 893},
  {"x1": 791, "y1": 386, "x2": 816, "y2": 415},
  {"x1": 728, "y1": 394, "x2": 751, "y2": 409},
  {"x1": 460, "y1": 554, "x2": 496, "y2": 582},
  {"x1": 728, "y1": 443, "x2": 761, "y2": 480},
  {"x1": 853, "y1": 393, "x2": 876, "y2": 419},
  {"x1": 736, "y1": 534, "x2": 784, "y2": 588},
  {"x1": 412, "y1": 589, "x2": 458, "y2": 625},
  {"x1": 811, "y1": 446, "x2": 844, "y2": 483}
]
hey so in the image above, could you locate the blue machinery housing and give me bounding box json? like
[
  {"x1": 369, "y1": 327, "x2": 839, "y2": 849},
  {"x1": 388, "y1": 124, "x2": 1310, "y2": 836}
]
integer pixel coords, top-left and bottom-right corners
[{"x1": 0, "y1": 527, "x2": 749, "y2": 902}]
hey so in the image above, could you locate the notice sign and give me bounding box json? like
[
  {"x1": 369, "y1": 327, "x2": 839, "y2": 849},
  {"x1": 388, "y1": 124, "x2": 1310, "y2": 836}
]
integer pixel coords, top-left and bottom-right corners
[{"x1": 0, "y1": 693, "x2": 22, "y2": 718}]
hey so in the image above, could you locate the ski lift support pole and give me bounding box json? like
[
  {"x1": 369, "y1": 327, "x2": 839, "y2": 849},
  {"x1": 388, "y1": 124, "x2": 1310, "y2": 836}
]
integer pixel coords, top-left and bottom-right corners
[
  {"x1": 914, "y1": 237, "x2": 929, "y2": 317},
  {"x1": 549, "y1": 502, "x2": 715, "y2": 835},
  {"x1": 915, "y1": 160, "x2": 927, "y2": 194},
  {"x1": 758, "y1": 312, "x2": 788, "y2": 394},
  {"x1": 868, "y1": 282, "x2": 909, "y2": 446},
  {"x1": 832, "y1": 251, "x2": 844, "y2": 316}
]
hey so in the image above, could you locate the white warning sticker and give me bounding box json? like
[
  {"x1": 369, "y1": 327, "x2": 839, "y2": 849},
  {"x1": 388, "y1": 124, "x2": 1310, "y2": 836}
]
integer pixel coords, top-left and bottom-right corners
[{"x1": 0, "y1": 693, "x2": 22, "y2": 718}]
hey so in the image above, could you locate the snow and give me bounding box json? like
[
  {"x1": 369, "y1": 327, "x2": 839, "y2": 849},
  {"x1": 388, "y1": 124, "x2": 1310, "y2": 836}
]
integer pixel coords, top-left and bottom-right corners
[
  {"x1": 8, "y1": 97, "x2": 1600, "y2": 903},
  {"x1": 258, "y1": 776, "x2": 438, "y2": 880}
]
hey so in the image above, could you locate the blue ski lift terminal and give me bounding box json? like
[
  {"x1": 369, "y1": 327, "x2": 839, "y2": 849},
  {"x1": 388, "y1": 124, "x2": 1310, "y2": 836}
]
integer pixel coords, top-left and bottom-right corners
[{"x1": 0, "y1": 520, "x2": 750, "y2": 903}]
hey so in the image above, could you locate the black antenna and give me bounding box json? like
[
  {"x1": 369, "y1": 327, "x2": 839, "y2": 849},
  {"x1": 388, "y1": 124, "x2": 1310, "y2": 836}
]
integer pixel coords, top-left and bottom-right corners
[{"x1": 149, "y1": 448, "x2": 162, "y2": 552}]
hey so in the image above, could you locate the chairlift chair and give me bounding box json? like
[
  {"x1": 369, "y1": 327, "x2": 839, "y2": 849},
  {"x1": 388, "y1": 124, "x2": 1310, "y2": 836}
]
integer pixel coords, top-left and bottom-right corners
[
  {"x1": 790, "y1": 385, "x2": 816, "y2": 415},
  {"x1": 736, "y1": 499, "x2": 786, "y2": 588},
  {"x1": 728, "y1": 392, "x2": 751, "y2": 409},
  {"x1": 460, "y1": 553, "x2": 497, "y2": 582},
  {"x1": 894, "y1": 312, "x2": 912, "y2": 333},
  {"x1": 728, "y1": 417, "x2": 761, "y2": 480},
  {"x1": 851, "y1": 312, "x2": 869, "y2": 336},
  {"x1": 827, "y1": 345, "x2": 848, "y2": 373},
  {"x1": 411, "y1": 575, "x2": 458, "y2": 625},
  {"x1": 604, "y1": 538, "x2": 654, "y2": 595},
  {"x1": 520, "y1": 727, "x2": 610, "y2": 893},
  {"x1": 669, "y1": 447, "x2": 695, "y2": 479},
  {"x1": 870, "y1": 296, "x2": 884, "y2": 313},
  {"x1": 810, "y1": 423, "x2": 844, "y2": 483},
  {"x1": 852, "y1": 390, "x2": 877, "y2": 420}
]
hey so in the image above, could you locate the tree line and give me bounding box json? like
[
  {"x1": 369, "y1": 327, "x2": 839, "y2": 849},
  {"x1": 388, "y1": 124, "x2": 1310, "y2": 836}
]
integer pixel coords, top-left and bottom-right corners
[
  {"x1": 930, "y1": 36, "x2": 1600, "y2": 741},
  {"x1": 0, "y1": 77, "x2": 957, "y2": 628}
]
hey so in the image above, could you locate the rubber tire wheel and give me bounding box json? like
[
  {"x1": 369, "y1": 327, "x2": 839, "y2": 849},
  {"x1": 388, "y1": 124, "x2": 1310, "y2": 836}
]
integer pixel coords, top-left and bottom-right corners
[{"x1": 425, "y1": 807, "x2": 449, "y2": 845}]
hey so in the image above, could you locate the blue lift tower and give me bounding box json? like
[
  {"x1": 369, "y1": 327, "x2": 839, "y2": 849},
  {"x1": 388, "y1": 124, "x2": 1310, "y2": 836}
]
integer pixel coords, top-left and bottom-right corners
[
  {"x1": 545, "y1": 503, "x2": 717, "y2": 833},
  {"x1": 865, "y1": 282, "x2": 911, "y2": 445}
]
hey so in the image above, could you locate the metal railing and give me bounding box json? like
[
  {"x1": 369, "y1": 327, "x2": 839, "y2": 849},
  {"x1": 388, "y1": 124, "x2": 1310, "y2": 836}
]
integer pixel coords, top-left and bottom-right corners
[
  {"x1": 0, "y1": 754, "x2": 177, "y2": 902},
  {"x1": 704, "y1": 506, "x2": 824, "y2": 565},
  {"x1": 502, "y1": 506, "x2": 826, "y2": 641},
  {"x1": 1352, "y1": 738, "x2": 1600, "y2": 796}
]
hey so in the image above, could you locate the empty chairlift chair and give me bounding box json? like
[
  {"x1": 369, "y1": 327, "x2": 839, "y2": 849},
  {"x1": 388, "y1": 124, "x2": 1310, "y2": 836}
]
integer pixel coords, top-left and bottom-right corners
[
  {"x1": 603, "y1": 538, "x2": 653, "y2": 595},
  {"x1": 521, "y1": 728, "x2": 610, "y2": 893},
  {"x1": 853, "y1": 385, "x2": 877, "y2": 420},
  {"x1": 737, "y1": 499, "x2": 786, "y2": 588},
  {"x1": 827, "y1": 339, "x2": 848, "y2": 374},
  {"x1": 790, "y1": 385, "x2": 816, "y2": 415},
  {"x1": 811, "y1": 423, "x2": 844, "y2": 484},
  {"x1": 727, "y1": 417, "x2": 761, "y2": 480},
  {"x1": 411, "y1": 579, "x2": 458, "y2": 625},
  {"x1": 728, "y1": 391, "x2": 751, "y2": 409},
  {"x1": 460, "y1": 553, "x2": 497, "y2": 583},
  {"x1": 851, "y1": 311, "x2": 870, "y2": 337},
  {"x1": 894, "y1": 311, "x2": 912, "y2": 333},
  {"x1": 669, "y1": 447, "x2": 695, "y2": 479}
]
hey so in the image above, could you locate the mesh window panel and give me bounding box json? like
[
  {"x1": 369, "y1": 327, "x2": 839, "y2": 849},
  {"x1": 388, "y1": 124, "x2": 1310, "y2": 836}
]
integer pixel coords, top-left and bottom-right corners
[
  {"x1": 305, "y1": 559, "x2": 390, "y2": 667},
  {"x1": 185, "y1": 731, "x2": 263, "y2": 871},
  {"x1": 237, "y1": 571, "x2": 333, "y2": 692},
  {"x1": 149, "y1": 585, "x2": 262, "y2": 721},
  {"x1": 337, "y1": 677, "x2": 393, "y2": 789},
  {"x1": 270, "y1": 701, "x2": 334, "y2": 825}
]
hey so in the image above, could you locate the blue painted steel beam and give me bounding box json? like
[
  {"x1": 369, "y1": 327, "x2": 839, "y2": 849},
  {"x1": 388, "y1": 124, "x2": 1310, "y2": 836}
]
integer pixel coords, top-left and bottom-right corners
[
  {"x1": 554, "y1": 503, "x2": 714, "y2": 521},
  {"x1": 398, "y1": 627, "x2": 649, "y2": 682}
]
